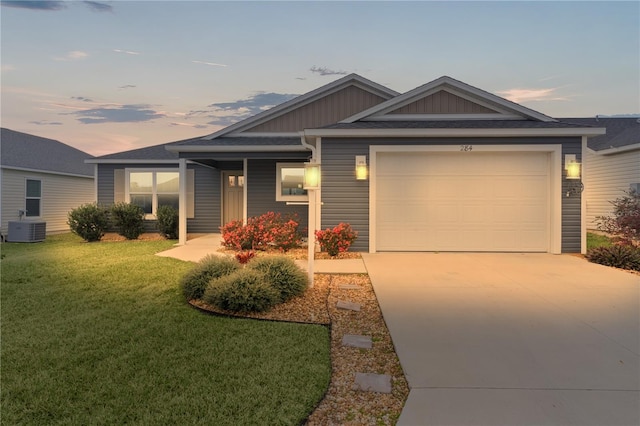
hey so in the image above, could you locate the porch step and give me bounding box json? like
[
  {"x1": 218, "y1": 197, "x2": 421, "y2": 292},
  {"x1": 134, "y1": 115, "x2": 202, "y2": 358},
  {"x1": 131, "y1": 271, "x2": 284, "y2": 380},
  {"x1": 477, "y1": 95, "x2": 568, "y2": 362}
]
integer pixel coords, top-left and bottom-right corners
[
  {"x1": 342, "y1": 334, "x2": 372, "y2": 349},
  {"x1": 352, "y1": 372, "x2": 392, "y2": 394},
  {"x1": 336, "y1": 300, "x2": 361, "y2": 311}
]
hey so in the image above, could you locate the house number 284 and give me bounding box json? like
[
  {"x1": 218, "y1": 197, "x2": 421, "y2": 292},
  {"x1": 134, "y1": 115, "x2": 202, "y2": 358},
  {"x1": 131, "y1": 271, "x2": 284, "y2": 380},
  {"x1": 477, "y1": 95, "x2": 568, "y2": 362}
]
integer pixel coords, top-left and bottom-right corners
[{"x1": 460, "y1": 145, "x2": 473, "y2": 151}]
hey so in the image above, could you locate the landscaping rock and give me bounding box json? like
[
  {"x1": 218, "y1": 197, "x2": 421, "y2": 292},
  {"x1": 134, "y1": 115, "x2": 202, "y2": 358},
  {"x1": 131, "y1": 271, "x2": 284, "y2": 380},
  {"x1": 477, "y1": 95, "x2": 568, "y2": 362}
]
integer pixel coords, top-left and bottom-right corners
[
  {"x1": 338, "y1": 284, "x2": 361, "y2": 290},
  {"x1": 336, "y1": 300, "x2": 361, "y2": 311},
  {"x1": 352, "y1": 372, "x2": 392, "y2": 394},
  {"x1": 342, "y1": 334, "x2": 372, "y2": 349}
]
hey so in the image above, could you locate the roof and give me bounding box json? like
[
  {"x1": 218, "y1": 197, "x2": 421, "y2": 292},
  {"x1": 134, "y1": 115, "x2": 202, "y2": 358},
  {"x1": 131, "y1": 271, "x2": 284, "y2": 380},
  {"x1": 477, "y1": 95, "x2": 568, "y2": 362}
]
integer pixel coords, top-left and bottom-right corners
[
  {"x1": 1, "y1": 128, "x2": 94, "y2": 176},
  {"x1": 561, "y1": 117, "x2": 640, "y2": 151}
]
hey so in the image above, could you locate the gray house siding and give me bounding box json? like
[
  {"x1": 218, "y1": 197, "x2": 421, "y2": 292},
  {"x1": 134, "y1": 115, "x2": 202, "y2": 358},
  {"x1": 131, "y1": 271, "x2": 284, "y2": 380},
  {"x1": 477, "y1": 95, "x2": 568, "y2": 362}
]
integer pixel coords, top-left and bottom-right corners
[
  {"x1": 321, "y1": 137, "x2": 583, "y2": 253},
  {"x1": 246, "y1": 159, "x2": 308, "y2": 229}
]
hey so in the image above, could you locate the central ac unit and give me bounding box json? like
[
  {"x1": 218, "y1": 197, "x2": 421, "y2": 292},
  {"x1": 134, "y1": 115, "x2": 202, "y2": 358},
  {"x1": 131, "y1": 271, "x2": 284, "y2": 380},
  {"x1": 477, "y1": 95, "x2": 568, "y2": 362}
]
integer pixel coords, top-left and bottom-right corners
[{"x1": 7, "y1": 221, "x2": 46, "y2": 242}]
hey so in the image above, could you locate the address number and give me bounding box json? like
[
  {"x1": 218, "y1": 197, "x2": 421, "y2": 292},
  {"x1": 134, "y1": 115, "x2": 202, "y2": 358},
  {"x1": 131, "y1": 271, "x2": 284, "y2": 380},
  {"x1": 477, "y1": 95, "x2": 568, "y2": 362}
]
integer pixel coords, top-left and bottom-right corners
[{"x1": 460, "y1": 145, "x2": 473, "y2": 151}]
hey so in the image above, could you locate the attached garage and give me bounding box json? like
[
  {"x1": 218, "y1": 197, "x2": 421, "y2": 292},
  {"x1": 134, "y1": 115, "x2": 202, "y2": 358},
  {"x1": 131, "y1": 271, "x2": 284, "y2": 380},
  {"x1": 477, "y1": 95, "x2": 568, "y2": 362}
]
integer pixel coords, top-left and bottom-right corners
[{"x1": 371, "y1": 145, "x2": 562, "y2": 253}]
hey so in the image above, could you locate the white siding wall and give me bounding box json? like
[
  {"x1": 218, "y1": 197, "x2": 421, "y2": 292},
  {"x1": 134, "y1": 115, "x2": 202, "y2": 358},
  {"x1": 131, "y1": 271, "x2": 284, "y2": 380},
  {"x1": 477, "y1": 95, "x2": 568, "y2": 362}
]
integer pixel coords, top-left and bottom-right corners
[
  {"x1": 1, "y1": 168, "x2": 95, "y2": 235},
  {"x1": 585, "y1": 148, "x2": 640, "y2": 228}
]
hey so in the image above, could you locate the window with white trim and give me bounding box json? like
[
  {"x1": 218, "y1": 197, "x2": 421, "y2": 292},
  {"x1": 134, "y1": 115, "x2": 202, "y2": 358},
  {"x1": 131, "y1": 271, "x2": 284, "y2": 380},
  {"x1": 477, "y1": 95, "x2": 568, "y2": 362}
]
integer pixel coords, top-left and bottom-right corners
[
  {"x1": 25, "y1": 179, "x2": 42, "y2": 217},
  {"x1": 126, "y1": 170, "x2": 179, "y2": 217},
  {"x1": 276, "y1": 163, "x2": 308, "y2": 202}
]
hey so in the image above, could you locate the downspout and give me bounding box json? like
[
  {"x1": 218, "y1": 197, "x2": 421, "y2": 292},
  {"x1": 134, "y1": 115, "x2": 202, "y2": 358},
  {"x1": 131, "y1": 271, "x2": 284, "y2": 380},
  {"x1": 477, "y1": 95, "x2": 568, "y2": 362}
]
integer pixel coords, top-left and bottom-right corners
[{"x1": 301, "y1": 132, "x2": 317, "y2": 286}]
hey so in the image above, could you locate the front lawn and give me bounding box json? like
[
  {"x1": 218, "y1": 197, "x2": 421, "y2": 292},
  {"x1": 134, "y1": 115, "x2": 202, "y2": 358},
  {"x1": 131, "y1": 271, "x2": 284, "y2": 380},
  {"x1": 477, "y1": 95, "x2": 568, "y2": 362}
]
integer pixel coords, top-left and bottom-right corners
[
  {"x1": 587, "y1": 231, "x2": 613, "y2": 250},
  {"x1": 1, "y1": 234, "x2": 330, "y2": 425}
]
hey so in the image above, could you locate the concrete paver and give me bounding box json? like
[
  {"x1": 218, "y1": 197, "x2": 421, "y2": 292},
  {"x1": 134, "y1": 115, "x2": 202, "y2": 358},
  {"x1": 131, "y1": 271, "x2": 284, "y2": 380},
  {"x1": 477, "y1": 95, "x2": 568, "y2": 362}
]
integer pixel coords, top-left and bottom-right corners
[{"x1": 362, "y1": 253, "x2": 640, "y2": 426}]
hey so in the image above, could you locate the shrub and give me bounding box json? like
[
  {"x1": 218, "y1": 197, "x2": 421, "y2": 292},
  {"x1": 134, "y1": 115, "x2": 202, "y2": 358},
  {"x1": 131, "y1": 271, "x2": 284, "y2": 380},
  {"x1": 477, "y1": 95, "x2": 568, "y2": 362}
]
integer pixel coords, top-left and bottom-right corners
[
  {"x1": 235, "y1": 250, "x2": 256, "y2": 265},
  {"x1": 180, "y1": 255, "x2": 240, "y2": 300},
  {"x1": 111, "y1": 202, "x2": 145, "y2": 240},
  {"x1": 67, "y1": 203, "x2": 110, "y2": 242},
  {"x1": 248, "y1": 256, "x2": 308, "y2": 303},
  {"x1": 156, "y1": 205, "x2": 178, "y2": 239},
  {"x1": 220, "y1": 212, "x2": 303, "y2": 252},
  {"x1": 595, "y1": 189, "x2": 640, "y2": 246},
  {"x1": 203, "y1": 269, "x2": 279, "y2": 313},
  {"x1": 585, "y1": 245, "x2": 640, "y2": 271},
  {"x1": 315, "y1": 223, "x2": 358, "y2": 257}
]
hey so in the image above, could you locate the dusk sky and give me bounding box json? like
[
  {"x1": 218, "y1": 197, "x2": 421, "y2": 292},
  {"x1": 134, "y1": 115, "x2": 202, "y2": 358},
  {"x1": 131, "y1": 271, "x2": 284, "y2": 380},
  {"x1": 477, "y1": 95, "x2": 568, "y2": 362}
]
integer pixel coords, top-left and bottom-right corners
[{"x1": 1, "y1": 1, "x2": 638, "y2": 156}]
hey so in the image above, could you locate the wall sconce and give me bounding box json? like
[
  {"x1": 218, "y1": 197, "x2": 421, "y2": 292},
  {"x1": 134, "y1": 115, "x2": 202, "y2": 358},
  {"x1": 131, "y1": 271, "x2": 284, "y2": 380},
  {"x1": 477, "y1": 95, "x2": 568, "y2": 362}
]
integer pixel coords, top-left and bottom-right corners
[
  {"x1": 355, "y1": 155, "x2": 368, "y2": 180},
  {"x1": 565, "y1": 154, "x2": 581, "y2": 180},
  {"x1": 303, "y1": 162, "x2": 321, "y2": 190}
]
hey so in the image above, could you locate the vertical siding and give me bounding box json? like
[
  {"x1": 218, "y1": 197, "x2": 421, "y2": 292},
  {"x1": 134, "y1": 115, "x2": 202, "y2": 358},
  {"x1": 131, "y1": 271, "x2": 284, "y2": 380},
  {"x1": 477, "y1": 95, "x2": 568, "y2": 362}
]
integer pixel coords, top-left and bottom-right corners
[
  {"x1": 1, "y1": 169, "x2": 94, "y2": 234},
  {"x1": 322, "y1": 137, "x2": 583, "y2": 253},
  {"x1": 246, "y1": 159, "x2": 308, "y2": 228},
  {"x1": 389, "y1": 91, "x2": 496, "y2": 114},
  {"x1": 585, "y1": 149, "x2": 640, "y2": 228}
]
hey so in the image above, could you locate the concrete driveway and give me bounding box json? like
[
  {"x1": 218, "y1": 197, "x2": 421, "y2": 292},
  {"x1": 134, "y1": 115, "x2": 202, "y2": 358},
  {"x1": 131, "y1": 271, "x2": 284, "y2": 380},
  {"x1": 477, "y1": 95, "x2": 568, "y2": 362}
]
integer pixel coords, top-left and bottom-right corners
[{"x1": 362, "y1": 253, "x2": 640, "y2": 426}]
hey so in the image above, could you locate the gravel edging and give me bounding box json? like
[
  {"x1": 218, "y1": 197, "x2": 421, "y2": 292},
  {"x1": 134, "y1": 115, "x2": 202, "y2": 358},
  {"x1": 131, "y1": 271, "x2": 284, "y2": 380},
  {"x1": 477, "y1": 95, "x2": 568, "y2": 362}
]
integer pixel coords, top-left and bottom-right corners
[{"x1": 189, "y1": 273, "x2": 409, "y2": 425}]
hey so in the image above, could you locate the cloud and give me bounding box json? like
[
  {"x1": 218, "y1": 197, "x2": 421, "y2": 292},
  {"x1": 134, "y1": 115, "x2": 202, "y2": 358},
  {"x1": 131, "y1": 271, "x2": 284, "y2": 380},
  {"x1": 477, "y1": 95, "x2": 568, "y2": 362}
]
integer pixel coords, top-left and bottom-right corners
[
  {"x1": 83, "y1": 1, "x2": 112, "y2": 12},
  {"x1": 53, "y1": 50, "x2": 88, "y2": 61},
  {"x1": 118, "y1": 85, "x2": 136, "y2": 89},
  {"x1": 204, "y1": 92, "x2": 299, "y2": 126},
  {"x1": 71, "y1": 96, "x2": 93, "y2": 102},
  {"x1": 169, "y1": 122, "x2": 208, "y2": 129},
  {"x1": 192, "y1": 60, "x2": 227, "y2": 67},
  {"x1": 310, "y1": 66, "x2": 348, "y2": 76},
  {"x1": 497, "y1": 87, "x2": 568, "y2": 103},
  {"x1": 113, "y1": 49, "x2": 140, "y2": 55},
  {"x1": 30, "y1": 120, "x2": 63, "y2": 125},
  {"x1": 1, "y1": 64, "x2": 16, "y2": 72},
  {"x1": 69, "y1": 104, "x2": 165, "y2": 124},
  {"x1": 1, "y1": 1, "x2": 66, "y2": 10}
]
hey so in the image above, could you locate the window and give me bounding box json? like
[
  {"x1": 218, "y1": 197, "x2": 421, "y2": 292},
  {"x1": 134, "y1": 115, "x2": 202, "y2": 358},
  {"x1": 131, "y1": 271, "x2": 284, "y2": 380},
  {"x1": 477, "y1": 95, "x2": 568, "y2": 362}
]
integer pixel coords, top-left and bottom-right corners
[
  {"x1": 25, "y1": 179, "x2": 42, "y2": 217},
  {"x1": 276, "y1": 163, "x2": 307, "y2": 201},
  {"x1": 127, "y1": 170, "x2": 179, "y2": 217}
]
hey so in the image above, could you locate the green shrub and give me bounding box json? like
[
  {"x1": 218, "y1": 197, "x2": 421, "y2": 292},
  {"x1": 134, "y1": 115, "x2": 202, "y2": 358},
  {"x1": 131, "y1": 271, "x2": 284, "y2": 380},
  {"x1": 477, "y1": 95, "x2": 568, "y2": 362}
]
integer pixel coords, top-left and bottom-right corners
[
  {"x1": 156, "y1": 205, "x2": 178, "y2": 239},
  {"x1": 248, "y1": 256, "x2": 308, "y2": 303},
  {"x1": 111, "y1": 202, "x2": 145, "y2": 240},
  {"x1": 67, "y1": 203, "x2": 110, "y2": 242},
  {"x1": 203, "y1": 269, "x2": 279, "y2": 313},
  {"x1": 180, "y1": 255, "x2": 240, "y2": 300},
  {"x1": 585, "y1": 245, "x2": 640, "y2": 271}
]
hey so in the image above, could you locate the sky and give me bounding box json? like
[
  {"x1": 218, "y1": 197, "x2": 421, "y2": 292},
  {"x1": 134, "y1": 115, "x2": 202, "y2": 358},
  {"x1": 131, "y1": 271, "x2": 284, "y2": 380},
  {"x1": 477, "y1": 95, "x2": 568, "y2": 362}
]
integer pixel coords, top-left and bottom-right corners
[{"x1": 1, "y1": 1, "x2": 638, "y2": 156}]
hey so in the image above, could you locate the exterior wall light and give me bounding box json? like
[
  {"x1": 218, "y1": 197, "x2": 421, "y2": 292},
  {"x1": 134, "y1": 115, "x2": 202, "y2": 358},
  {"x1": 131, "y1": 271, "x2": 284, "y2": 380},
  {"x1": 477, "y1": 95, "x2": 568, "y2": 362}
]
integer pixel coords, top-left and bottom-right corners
[
  {"x1": 565, "y1": 154, "x2": 581, "y2": 180},
  {"x1": 303, "y1": 162, "x2": 321, "y2": 190},
  {"x1": 355, "y1": 155, "x2": 368, "y2": 180}
]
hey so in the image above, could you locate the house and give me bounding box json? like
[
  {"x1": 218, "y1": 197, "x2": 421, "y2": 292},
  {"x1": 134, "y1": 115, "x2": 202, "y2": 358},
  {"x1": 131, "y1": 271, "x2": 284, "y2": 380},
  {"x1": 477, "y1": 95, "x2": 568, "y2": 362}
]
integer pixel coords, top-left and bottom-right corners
[
  {"x1": 88, "y1": 75, "x2": 606, "y2": 254},
  {"x1": 1, "y1": 128, "x2": 95, "y2": 236},
  {"x1": 560, "y1": 117, "x2": 640, "y2": 229}
]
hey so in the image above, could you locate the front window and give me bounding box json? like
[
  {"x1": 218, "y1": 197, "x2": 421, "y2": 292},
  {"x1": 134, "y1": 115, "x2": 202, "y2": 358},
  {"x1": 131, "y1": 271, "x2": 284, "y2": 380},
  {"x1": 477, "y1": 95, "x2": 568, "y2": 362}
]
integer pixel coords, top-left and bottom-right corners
[
  {"x1": 127, "y1": 170, "x2": 179, "y2": 217},
  {"x1": 25, "y1": 179, "x2": 42, "y2": 217},
  {"x1": 276, "y1": 163, "x2": 307, "y2": 201}
]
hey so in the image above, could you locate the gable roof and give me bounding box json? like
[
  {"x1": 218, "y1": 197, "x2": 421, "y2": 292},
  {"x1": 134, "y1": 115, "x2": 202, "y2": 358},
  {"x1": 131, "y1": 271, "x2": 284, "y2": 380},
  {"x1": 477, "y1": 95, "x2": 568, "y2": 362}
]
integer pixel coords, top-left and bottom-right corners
[
  {"x1": 341, "y1": 75, "x2": 557, "y2": 123},
  {"x1": 561, "y1": 117, "x2": 640, "y2": 152},
  {"x1": 1, "y1": 128, "x2": 94, "y2": 177},
  {"x1": 202, "y1": 73, "x2": 400, "y2": 139}
]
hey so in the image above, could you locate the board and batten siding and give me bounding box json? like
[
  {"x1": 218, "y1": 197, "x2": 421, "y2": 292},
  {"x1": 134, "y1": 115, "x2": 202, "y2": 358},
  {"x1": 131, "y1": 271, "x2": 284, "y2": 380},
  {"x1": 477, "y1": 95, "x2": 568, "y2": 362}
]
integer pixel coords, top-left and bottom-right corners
[
  {"x1": 389, "y1": 90, "x2": 496, "y2": 115},
  {"x1": 584, "y1": 148, "x2": 640, "y2": 228},
  {"x1": 246, "y1": 159, "x2": 308, "y2": 228},
  {"x1": 1, "y1": 168, "x2": 94, "y2": 234},
  {"x1": 321, "y1": 136, "x2": 583, "y2": 253},
  {"x1": 96, "y1": 163, "x2": 220, "y2": 233}
]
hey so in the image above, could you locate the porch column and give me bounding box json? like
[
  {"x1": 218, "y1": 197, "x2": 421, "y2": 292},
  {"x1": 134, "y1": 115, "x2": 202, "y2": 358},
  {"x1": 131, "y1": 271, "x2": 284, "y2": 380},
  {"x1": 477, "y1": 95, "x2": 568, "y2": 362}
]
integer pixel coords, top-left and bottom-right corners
[{"x1": 178, "y1": 158, "x2": 187, "y2": 245}]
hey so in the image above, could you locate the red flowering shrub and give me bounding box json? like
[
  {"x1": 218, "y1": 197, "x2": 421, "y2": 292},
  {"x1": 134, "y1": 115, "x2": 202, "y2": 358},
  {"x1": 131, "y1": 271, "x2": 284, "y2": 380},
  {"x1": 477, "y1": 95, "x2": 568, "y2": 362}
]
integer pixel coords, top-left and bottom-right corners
[
  {"x1": 315, "y1": 223, "x2": 358, "y2": 256},
  {"x1": 235, "y1": 250, "x2": 256, "y2": 264},
  {"x1": 220, "y1": 212, "x2": 303, "y2": 252}
]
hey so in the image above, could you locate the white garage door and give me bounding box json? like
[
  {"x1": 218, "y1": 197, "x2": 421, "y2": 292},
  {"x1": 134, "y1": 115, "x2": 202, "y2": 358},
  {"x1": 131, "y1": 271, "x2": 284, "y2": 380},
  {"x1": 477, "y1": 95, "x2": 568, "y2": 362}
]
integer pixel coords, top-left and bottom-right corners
[{"x1": 376, "y1": 151, "x2": 550, "y2": 252}]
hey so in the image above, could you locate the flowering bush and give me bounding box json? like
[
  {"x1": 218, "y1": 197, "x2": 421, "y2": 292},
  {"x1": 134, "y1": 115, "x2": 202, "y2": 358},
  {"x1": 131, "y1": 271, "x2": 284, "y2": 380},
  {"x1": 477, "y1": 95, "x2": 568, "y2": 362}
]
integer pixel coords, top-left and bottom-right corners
[
  {"x1": 220, "y1": 212, "x2": 303, "y2": 252},
  {"x1": 235, "y1": 250, "x2": 256, "y2": 264},
  {"x1": 595, "y1": 189, "x2": 640, "y2": 246},
  {"x1": 315, "y1": 223, "x2": 358, "y2": 257}
]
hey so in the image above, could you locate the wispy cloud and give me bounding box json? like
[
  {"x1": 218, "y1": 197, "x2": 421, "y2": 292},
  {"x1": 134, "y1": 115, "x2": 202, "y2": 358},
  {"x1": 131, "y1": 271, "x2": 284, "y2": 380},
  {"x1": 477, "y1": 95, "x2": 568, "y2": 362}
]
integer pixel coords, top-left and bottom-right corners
[
  {"x1": 53, "y1": 50, "x2": 88, "y2": 61},
  {"x1": 1, "y1": 1, "x2": 66, "y2": 11},
  {"x1": 30, "y1": 120, "x2": 63, "y2": 125},
  {"x1": 204, "y1": 92, "x2": 298, "y2": 125},
  {"x1": 118, "y1": 85, "x2": 136, "y2": 89},
  {"x1": 192, "y1": 60, "x2": 228, "y2": 67},
  {"x1": 497, "y1": 87, "x2": 568, "y2": 103},
  {"x1": 83, "y1": 1, "x2": 112, "y2": 12},
  {"x1": 113, "y1": 49, "x2": 140, "y2": 55},
  {"x1": 310, "y1": 66, "x2": 348, "y2": 76},
  {"x1": 69, "y1": 104, "x2": 165, "y2": 124},
  {"x1": 169, "y1": 122, "x2": 207, "y2": 129},
  {"x1": 1, "y1": 64, "x2": 16, "y2": 72},
  {"x1": 71, "y1": 96, "x2": 93, "y2": 102}
]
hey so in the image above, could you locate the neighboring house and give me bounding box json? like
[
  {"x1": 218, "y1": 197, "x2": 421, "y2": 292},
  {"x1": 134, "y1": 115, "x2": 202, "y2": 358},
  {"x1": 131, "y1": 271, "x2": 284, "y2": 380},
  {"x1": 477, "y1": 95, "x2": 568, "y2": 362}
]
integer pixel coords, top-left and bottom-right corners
[
  {"x1": 561, "y1": 117, "x2": 640, "y2": 229},
  {"x1": 1, "y1": 128, "x2": 95, "y2": 236},
  {"x1": 89, "y1": 75, "x2": 606, "y2": 253}
]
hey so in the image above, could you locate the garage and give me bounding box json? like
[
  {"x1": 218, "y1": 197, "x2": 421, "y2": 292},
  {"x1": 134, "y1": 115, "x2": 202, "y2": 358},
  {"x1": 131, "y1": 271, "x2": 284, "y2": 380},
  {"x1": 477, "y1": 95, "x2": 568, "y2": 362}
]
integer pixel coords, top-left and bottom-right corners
[{"x1": 374, "y1": 150, "x2": 551, "y2": 252}]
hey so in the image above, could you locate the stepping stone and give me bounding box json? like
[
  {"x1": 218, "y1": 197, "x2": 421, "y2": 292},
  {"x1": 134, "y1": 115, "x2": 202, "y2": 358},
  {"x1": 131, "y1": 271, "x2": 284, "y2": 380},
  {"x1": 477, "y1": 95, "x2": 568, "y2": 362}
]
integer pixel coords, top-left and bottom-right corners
[
  {"x1": 338, "y1": 284, "x2": 361, "y2": 290},
  {"x1": 342, "y1": 334, "x2": 372, "y2": 349},
  {"x1": 336, "y1": 300, "x2": 361, "y2": 311},
  {"x1": 352, "y1": 373, "x2": 392, "y2": 394}
]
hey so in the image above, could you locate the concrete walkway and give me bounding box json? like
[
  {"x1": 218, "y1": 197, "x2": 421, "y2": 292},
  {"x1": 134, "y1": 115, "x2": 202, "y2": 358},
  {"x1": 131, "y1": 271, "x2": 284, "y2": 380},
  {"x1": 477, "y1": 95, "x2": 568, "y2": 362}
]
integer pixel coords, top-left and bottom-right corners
[
  {"x1": 362, "y1": 253, "x2": 640, "y2": 426},
  {"x1": 156, "y1": 233, "x2": 367, "y2": 273}
]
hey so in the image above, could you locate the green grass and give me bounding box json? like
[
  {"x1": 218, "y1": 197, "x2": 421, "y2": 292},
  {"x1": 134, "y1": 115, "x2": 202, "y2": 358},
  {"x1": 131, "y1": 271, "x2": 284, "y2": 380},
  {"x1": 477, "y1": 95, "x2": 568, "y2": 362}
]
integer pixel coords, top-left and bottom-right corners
[
  {"x1": 587, "y1": 232, "x2": 614, "y2": 250},
  {"x1": 1, "y1": 234, "x2": 331, "y2": 425}
]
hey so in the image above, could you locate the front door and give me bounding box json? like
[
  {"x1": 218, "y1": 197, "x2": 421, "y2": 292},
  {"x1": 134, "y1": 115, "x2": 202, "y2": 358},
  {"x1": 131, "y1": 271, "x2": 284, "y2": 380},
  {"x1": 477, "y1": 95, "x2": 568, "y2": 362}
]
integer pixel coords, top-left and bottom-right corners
[{"x1": 222, "y1": 171, "x2": 244, "y2": 225}]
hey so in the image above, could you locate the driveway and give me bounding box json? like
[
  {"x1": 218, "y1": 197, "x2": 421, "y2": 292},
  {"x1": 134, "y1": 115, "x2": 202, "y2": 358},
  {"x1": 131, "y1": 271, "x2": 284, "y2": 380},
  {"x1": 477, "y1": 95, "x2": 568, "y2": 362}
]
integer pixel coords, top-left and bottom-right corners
[{"x1": 362, "y1": 253, "x2": 640, "y2": 426}]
